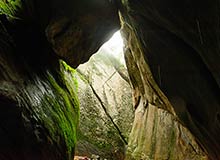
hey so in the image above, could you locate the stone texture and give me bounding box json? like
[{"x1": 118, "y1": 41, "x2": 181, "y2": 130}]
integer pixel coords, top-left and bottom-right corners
[
  {"x1": 0, "y1": 10, "x2": 79, "y2": 160},
  {"x1": 0, "y1": 1, "x2": 120, "y2": 159},
  {"x1": 126, "y1": 104, "x2": 207, "y2": 160},
  {"x1": 120, "y1": 15, "x2": 208, "y2": 160},
  {"x1": 1, "y1": 0, "x2": 220, "y2": 159},
  {"x1": 45, "y1": 0, "x2": 120, "y2": 68},
  {"x1": 75, "y1": 48, "x2": 133, "y2": 160},
  {"x1": 117, "y1": 0, "x2": 220, "y2": 159}
]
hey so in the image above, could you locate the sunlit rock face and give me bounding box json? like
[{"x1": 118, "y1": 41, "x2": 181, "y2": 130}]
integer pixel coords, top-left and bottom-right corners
[
  {"x1": 120, "y1": 0, "x2": 220, "y2": 159},
  {"x1": 121, "y1": 23, "x2": 207, "y2": 160},
  {"x1": 75, "y1": 33, "x2": 133, "y2": 159}
]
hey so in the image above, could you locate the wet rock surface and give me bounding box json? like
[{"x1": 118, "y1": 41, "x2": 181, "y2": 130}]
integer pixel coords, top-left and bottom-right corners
[
  {"x1": 0, "y1": 1, "x2": 120, "y2": 159},
  {"x1": 0, "y1": 20, "x2": 79, "y2": 159}
]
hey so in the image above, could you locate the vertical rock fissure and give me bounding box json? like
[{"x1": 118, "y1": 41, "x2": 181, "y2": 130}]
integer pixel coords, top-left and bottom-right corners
[
  {"x1": 89, "y1": 82, "x2": 128, "y2": 145},
  {"x1": 77, "y1": 70, "x2": 128, "y2": 145}
]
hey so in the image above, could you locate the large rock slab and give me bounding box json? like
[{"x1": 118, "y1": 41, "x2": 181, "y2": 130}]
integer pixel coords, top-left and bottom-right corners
[{"x1": 76, "y1": 45, "x2": 133, "y2": 160}]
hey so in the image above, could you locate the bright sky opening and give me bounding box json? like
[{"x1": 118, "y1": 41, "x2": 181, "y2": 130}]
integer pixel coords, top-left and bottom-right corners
[{"x1": 99, "y1": 30, "x2": 125, "y2": 64}]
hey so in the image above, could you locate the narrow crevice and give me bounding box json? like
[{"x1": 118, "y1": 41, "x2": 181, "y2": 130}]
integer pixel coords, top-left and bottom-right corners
[
  {"x1": 89, "y1": 83, "x2": 128, "y2": 145},
  {"x1": 77, "y1": 69, "x2": 128, "y2": 145}
]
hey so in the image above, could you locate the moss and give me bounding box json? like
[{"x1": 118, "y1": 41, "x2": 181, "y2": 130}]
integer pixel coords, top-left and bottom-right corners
[
  {"x1": 29, "y1": 61, "x2": 80, "y2": 159},
  {"x1": 47, "y1": 74, "x2": 78, "y2": 158},
  {"x1": 0, "y1": 0, "x2": 23, "y2": 19},
  {"x1": 167, "y1": 121, "x2": 176, "y2": 160},
  {"x1": 49, "y1": 61, "x2": 79, "y2": 154},
  {"x1": 59, "y1": 60, "x2": 80, "y2": 114},
  {"x1": 149, "y1": 109, "x2": 158, "y2": 159},
  {"x1": 121, "y1": 0, "x2": 128, "y2": 6},
  {"x1": 15, "y1": 58, "x2": 80, "y2": 160}
]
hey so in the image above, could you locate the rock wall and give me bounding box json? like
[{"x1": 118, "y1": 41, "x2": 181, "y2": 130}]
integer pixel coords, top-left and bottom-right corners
[
  {"x1": 121, "y1": 22, "x2": 207, "y2": 160},
  {"x1": 0, "y1": 20, "x2": 79, "y2": 159},
  {"x1": 119, "y1": 0, "x2": 220, "y2": 159},
  {"x1": 1, "y1": 0, "x2": 220, "y2": 159},
  {"x1": 0, "y1": 1, "x2": 120, "y2": 159},
  {"x1": 75, "y1": 48, "x2": 133, "y2": 160}
]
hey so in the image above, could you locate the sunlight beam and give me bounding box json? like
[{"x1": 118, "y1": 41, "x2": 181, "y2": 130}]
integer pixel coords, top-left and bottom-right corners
[{"x1": 101, "y1": 30, "x2": 124, "y2": 58}]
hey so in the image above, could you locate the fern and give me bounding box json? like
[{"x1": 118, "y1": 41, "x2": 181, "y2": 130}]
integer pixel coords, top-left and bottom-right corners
[{"x1": 0, "y1": 0, "x2": 23, "y2": 19}]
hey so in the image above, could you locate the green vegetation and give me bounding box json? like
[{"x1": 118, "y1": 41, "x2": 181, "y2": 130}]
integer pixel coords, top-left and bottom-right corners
[
  {"x1": 47, "y1": 74, "x2": 77, "y2": 158},
  {"x1": 30, "y1": 61, "x2": 80, "y2": 159},
  {"x1": 149, "y1": 110, "x2": 158, "y2": 159},
  {"x1": 167, "y1": 121, "x2": 176, "y2": 160},
  {"x1": 0, "y1": 0, "x2": 23, "y2": 19}
]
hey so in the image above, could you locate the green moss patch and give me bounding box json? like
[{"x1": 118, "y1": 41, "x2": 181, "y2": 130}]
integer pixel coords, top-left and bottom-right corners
[{"x1": 0, "y1": 0, "x2": 22, "y2": 18}]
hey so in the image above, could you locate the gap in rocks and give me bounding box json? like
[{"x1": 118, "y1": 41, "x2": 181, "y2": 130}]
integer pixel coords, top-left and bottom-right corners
[{"x1": 74, "y1": 30, "x2": 134, "y2": 160}]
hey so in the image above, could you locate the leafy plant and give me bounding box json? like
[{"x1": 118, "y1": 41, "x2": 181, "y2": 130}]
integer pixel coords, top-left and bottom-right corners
[{"x1": 0, "y1": 0, "x2": 23, "y2": 19}]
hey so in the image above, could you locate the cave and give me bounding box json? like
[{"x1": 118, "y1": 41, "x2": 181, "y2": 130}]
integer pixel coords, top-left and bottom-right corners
[{"x1": 0, "y1": 0, "x2": 220, "y2": 160}]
